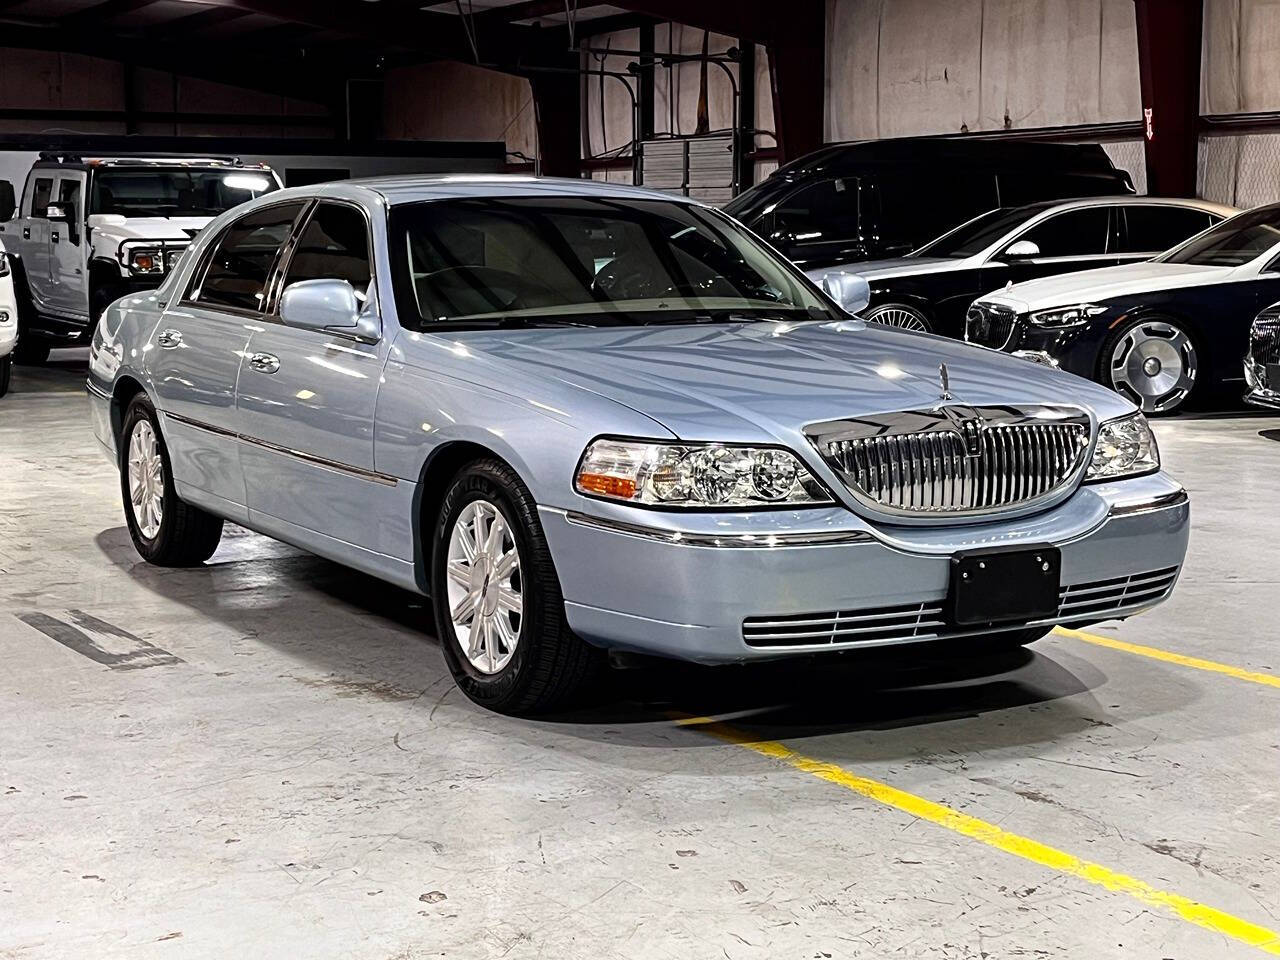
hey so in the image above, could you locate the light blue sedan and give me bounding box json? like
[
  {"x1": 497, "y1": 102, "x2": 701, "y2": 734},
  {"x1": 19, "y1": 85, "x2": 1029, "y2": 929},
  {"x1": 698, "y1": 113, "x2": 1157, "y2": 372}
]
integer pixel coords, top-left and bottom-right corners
[{"x1": 87, "y1": 177, "x2": 1189, "y2": 714}]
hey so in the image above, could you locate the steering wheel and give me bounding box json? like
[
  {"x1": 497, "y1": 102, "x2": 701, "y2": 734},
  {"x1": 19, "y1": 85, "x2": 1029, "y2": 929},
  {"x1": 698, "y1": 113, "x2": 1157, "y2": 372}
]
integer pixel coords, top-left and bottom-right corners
[{"x1": 420, "y1": 265, "x2": 555, "y2": 314}]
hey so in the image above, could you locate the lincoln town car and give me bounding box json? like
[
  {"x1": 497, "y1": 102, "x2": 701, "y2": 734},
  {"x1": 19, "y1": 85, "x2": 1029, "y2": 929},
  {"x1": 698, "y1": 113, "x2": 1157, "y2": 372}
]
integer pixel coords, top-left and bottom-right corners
[{"x1": 87, "y1": 177, "x2": 1189, "y2": 714}]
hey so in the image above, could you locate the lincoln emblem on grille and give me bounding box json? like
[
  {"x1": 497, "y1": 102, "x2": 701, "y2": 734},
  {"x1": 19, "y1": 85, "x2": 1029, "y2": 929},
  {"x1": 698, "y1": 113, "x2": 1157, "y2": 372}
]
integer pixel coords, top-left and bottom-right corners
[{"x1": 939, "y1": 405, "x2": 985, "y2": 456}]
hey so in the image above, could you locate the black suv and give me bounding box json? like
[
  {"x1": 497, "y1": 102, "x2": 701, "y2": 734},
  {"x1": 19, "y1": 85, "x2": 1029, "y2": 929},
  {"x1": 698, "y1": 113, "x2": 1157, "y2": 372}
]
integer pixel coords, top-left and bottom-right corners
[{"x1": 724, "y1": 138, "x2": 1135, "y2": 270}]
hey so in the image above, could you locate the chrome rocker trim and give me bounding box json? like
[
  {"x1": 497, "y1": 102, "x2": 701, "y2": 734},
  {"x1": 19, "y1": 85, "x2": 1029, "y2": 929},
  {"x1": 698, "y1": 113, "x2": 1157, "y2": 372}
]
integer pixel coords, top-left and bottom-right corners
[{"x1": 162, "y1": 410, "x2": 399, "y2": 487}]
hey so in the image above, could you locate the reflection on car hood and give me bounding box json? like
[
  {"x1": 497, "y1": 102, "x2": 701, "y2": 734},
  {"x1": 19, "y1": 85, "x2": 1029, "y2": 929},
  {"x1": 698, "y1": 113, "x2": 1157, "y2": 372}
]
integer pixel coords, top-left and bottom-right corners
[
  {"x1": 435, "y1": 320, "x2": 1133, "y2": 443},
  {"x1": 976, "y1": 260, "x2": 1233, "y2": 313},
  {"x1": 804, "y1": 256, "x2": 963, "y2": 284},
  {"x1": 91, "y1": 216, "x2": 213, "y2": 243}
]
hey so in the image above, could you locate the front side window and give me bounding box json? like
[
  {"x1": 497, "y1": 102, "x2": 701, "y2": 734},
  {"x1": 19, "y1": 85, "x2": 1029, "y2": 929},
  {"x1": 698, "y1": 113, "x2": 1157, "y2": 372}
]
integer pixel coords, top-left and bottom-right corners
[
  {"x1": 91, "y1": 168, "x2": 277, "y2": 218},
  {"x1": 389, "y1": 196, "x2": 833, "y2": 330},
  {"x1": 772, "y1": 178, "x2": 861, "y2": 244},
  {"x1": 915, "y1": 205, "x2": 1052, "y2": 259},
  {"x1": 1120, "y1": 206, "x2": 1213, "y2": 254},
  {"x1": 281, "y1": 202, "x2": 371, "y2": 295},
  {"x1": 193, "y1": 202, "x2": 306, "y2": 312},
  {"x1": 1015, "y1": 208, "x2": 1111, "y2": 257},
  {"x1": 873, "y1": 172, "x2": 1001, "y2": 249},
  {"x1": 1159, "y1": 206, "x2": 1280, "y2": 267},
  {"x1": 30, "y1": 178, "x2": 53, "y2": 218}
]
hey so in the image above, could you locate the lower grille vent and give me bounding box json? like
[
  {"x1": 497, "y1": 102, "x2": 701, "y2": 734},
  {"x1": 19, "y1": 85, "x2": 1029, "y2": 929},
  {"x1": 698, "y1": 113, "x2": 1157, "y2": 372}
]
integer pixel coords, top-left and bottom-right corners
[{"x1": 742, "y1": 566, "x2": 1179, "y2": 648}]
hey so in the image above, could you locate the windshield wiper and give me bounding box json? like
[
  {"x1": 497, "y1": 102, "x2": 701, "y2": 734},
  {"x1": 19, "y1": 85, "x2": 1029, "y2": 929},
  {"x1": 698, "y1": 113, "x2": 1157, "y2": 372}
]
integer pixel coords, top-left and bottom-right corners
[{"x1": 494, "y1": 316, "x2": 594, "y2": 329}]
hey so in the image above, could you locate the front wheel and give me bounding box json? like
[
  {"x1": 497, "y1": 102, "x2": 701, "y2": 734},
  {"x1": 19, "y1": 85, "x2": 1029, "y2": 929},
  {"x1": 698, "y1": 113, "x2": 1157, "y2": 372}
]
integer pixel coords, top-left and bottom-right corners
[
  {"x1": 120, "y1": 395, "x2": 224, "y2": 566},
  {"x1": 1101, "y1": 316, "x2": 1199, "y2": 415},
  {"x1": 432, "y1": 458, "x2": 601, "y2": 715}
]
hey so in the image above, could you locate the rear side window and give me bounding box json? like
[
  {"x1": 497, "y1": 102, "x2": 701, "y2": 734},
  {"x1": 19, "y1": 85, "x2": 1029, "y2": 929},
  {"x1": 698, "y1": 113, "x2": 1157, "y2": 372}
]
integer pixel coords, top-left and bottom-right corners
[
  {"x1": 280, "y1": 202, "x2": 371, "y2": 294},
  {"x1": 1016, "y1": 208, "x2": 1111, "y2": 257},
  {"x1": 193, "y1": 202, "x2": 307, "y2": 312},
  {"x1": 30, "y1": 178, "x2": 53, "y2": 218},
  {"x1": 873, "y1": 172, "x2": 1001, "y2": 249},
  {"x1": 58, "y1": 179, "x2": 82, "y2": 218},
  {"x1": 1119, "y1": 206, "x2": 1213, "y2": 254}
]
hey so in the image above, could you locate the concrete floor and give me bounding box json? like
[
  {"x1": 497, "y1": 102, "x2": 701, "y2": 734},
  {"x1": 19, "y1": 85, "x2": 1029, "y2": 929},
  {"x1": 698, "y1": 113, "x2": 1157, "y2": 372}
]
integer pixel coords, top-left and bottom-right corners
[{"x1": 2, "y1": 351, "x2": 1279, "y2": 960}]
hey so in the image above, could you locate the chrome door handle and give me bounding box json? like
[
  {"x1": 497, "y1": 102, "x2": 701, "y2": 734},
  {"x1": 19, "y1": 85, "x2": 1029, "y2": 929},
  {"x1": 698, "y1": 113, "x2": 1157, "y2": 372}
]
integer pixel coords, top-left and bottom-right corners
[
  {"x1": 248, "y1": 352, "x2": 280, "y2": 374},
  {"x1": 156, "y1": 328, "x2": 183, "y2": 349}
]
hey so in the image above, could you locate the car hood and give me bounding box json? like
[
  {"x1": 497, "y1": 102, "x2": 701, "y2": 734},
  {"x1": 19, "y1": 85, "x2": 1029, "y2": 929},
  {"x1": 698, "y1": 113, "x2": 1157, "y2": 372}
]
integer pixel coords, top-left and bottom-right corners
[
  {"x1": 976, "y1": 260, "x2": 1233, "y2": 312},
  {"x1": 89, "y1": 216, "x2": 213, "y2": 242},
  {"x1": 435, "y1": 320, "x2": 1133, "y2": 444},
  {"x1": 804, "y1": 256, "x2": 960, "y2": 283}
]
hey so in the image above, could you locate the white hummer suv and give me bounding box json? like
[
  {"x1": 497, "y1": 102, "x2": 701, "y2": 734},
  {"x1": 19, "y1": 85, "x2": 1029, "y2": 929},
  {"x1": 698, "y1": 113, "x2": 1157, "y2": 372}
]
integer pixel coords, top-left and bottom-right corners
[{"x1": 0, "y1": 154, "x2": 279, "y2": 364}]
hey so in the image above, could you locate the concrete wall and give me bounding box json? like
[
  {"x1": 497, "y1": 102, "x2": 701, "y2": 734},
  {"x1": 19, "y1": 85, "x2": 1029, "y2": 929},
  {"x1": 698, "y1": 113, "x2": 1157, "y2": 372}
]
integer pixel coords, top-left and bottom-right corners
[
  {"x1": 825, "y1": 0, "x2": 1141, "y2": 140},
  {"x1": 382, "y1": 61, "x2": 536, "y2": 163}
]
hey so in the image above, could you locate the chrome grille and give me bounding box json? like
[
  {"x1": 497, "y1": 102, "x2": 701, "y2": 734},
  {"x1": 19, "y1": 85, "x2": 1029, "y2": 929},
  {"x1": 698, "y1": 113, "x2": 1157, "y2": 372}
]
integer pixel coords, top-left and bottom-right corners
[
  {"x1": 741, "y1": 566, "x2": 1179, "y2": 648},
  {"x1": 808, "y1": 405, "x2": 1091, "y2": 517},
  {"x1": 1250, "y1": 312, "x2": 1280, "y2": 369},
  {"x1": 966, "y1": 302, "x2": 1020, "y2": 350}
]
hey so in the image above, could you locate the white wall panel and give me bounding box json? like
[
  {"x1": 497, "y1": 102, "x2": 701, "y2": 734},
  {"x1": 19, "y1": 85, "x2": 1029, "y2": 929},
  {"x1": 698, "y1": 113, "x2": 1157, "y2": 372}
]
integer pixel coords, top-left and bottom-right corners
[
  {"x1": 1202, "y1": 0, "x2": 1280, "y2": 114},
  {"x1": 826, "y1": 0, "x2": 1140, "y2": 140}
]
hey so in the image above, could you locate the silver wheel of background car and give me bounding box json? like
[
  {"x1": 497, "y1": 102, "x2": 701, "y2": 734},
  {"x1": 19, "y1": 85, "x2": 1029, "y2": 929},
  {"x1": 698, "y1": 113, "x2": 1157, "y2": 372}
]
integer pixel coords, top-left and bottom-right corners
[
  {"x1": 446, "y1": 498, "x2": 523, "y2": 675},
  {"x1": 127, "y1": 419, "x2": 165, "y2": 539},
  {"x1": 1108, "y1": 320, "x2": 1198, "y2": 414},
  {"x1": 863, "y1": 303, "x2": 931, "y2": 332}
]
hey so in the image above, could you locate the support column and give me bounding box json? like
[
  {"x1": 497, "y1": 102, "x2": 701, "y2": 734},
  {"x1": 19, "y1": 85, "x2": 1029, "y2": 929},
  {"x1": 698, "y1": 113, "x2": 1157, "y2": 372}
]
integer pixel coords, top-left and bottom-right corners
[
  {"x1": 1134, "y1": 0, "x2": 1203, "y2": 197},
  {"x1": 530, "y1": 70, "x2": 583, "y2": 178},
  {"x1": 768, "y1": 3, "x2": 825, "y2": 165}
]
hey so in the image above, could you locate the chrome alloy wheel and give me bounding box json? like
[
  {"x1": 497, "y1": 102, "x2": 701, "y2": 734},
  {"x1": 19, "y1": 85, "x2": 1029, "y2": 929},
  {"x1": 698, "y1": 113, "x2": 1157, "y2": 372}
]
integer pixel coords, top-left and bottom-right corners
[
  {"x1": 127, "y1": 419, "x2": 165, "y2": 539},
  {"x1": 445, "y1": 499, "x2": 523, "y2": 674},
  {"x1": 863, "y1": 304, "x2": 930, "y2": 332},
  {"x1": 1109, "y1": 320, "x2": 1198, "y2": 414}
]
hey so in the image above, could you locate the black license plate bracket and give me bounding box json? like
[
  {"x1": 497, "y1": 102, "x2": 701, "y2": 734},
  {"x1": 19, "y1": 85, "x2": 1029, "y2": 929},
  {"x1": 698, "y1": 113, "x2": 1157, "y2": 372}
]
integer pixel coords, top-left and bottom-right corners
[{"x1": 948, "y1": 545, "x2": 1061, "y2": 627}]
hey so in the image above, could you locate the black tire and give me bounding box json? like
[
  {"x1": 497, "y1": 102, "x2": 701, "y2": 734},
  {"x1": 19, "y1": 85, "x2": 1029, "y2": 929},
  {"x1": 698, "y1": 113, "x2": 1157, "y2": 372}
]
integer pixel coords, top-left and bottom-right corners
[
  {"x1": 431, "y1": 458, "x2": 601, "y2": 715},
  {"x1": 0, "y1": 355, "x2": 10, "y2": 397},
  {"x1": 1097, "y1": 314, "x2": 1200, "y2": 416},
  {"x1": 13, "y1": 338, "x2": 50, "y2": 365},
  {"x1": 119, "y1": 394, "x2": 224, "y2": 566},
  {"x1": 863, "y1": 302, "x2": 933, "y2": 333}
]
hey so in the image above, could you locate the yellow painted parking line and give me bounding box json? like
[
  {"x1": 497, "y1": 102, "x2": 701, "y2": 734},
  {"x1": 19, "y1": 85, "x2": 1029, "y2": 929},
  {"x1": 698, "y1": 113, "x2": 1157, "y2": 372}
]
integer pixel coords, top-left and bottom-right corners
[
  {"x1": 677, "y1": 717, "x2": 1280, "y2": 955},
  {"x1": 1055, "y1": 627, "x2": 1280, "y2": 690}
]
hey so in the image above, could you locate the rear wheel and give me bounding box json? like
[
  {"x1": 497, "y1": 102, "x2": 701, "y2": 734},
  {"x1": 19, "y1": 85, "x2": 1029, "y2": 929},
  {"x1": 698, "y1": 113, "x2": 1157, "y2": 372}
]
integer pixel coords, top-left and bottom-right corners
[
  {"x1": 119, "y1": 394, "x2": 224, "y2": 566},
  {"x1": 863, "y1": 302, "x2": 933, "y2": 333},
  {"x1": 1101, "y1": 316, "x2": 1199, "y2": 415},
  {"x1": 432, "y1": 458, "x2": 601, "y2": 715}
]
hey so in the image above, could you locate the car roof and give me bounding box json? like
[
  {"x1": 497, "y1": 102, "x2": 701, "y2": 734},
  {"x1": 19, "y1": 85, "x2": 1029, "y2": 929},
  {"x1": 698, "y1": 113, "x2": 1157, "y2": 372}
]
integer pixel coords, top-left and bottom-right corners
[
  {"x1": 1006, "y1": 195, "x2": 1239, "y2": 217},
  {"x1": 273, "y1": 175, "x2": 702, "y2": 208}
]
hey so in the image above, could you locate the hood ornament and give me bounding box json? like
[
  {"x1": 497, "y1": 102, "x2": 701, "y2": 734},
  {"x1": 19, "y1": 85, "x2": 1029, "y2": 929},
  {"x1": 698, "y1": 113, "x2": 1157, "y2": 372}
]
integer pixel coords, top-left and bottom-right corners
[{"x1": 938, "y1": 362, "x2": 953, "y2": 401}]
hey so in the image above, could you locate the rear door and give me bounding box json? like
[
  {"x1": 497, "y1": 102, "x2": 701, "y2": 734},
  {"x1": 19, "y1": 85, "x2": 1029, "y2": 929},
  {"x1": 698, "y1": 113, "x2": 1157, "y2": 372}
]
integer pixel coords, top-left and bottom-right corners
[
  {"x1": 1117, "y1": 204, "x2": 1217, "y2": 260},
  {"x1": 45, "y1": 172, "x2": 89, "y2": 321},
  {"x1": 149, "y1": 200, "x2": 308, "y2": 517},
  {"x1": 235, "y1": 199, "x2": 391, "y2": 552}
]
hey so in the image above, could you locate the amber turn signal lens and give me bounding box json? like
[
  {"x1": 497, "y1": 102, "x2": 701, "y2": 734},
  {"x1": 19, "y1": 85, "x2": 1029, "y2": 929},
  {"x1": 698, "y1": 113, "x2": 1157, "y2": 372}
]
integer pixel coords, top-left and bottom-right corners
[{"x1": 576, "y1": 473, "x2": 637, "y2": 499}]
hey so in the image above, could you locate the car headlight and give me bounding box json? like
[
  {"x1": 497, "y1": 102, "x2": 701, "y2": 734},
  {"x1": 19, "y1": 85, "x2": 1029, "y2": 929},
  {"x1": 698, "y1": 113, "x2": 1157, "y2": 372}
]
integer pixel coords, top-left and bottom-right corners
[
  {"x1": 575, "y1": 438, "x2": 832, "y2": 508},
  {"x1": 1085, "y1": 414, "x2": 1159, "y2": 481},
  {"x1": 124, "y1": 247, "x2": 164, "y2": 275},
  {"x1": 1029, "y1": 303, "x2": 1108, "y2": 328}
]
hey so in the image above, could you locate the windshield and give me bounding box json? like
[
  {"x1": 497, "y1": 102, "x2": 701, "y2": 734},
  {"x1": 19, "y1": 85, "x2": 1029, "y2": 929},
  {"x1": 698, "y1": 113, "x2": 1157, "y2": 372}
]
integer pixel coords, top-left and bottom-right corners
[
  {"x1": 913, "y1": 204, "x2": 1050, "y2": 258},
  {"x1": 90, "y1": 168, "x2": 277, "y2": 218},
  {"x1": 388, "y1": 196, "x2": 835, "y2": 330},
  {"x1": 1159, "y1": 205, "x2": 1280, "y2": 267}
]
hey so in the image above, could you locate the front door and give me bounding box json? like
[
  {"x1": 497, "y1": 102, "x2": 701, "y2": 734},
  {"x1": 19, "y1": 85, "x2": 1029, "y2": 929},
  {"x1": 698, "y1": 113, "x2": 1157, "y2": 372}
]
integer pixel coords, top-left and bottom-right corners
[
  {"x1": 21, "y1": 174, "x2": 55, "y2": 311},
  {"x1": 990, "y1": 206, "x2": 1122, "y2": 288},
  {"x1": 148, "y1": 200, "x2": 308, "y2": 517},
  {"x1": 233, "y1": 200, "x2": 390, "y2": 553},
  {"x1": 45, "y1": 173, "x2": 89, "y2": 322}
]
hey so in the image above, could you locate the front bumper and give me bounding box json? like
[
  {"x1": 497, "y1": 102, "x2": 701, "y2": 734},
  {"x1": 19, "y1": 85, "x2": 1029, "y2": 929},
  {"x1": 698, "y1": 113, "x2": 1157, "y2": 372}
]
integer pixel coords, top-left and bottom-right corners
[
  {"x1": 1244, "y1": 357, "x2": 1280, "y2": 410},
  {"x1": 541, "y1": 472, "x2": 1190, "y2": 663}
]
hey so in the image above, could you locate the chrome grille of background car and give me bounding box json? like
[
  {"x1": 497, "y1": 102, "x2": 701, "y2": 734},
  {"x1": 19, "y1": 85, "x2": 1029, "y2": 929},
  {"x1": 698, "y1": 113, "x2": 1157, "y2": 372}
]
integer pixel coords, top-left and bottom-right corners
[
  {"x1": 741, "y1": 566, "x2": 1179, "y2": 647},
  {"x1": 965, "y1": 302, "x2": 1020, "y2": 350},
  {"x1": 1250, "y1": 312, "x2": 1280, "y2": 369},
  {"x1": 807, "y1": 405, "x2": 1091, "y2": 516}
]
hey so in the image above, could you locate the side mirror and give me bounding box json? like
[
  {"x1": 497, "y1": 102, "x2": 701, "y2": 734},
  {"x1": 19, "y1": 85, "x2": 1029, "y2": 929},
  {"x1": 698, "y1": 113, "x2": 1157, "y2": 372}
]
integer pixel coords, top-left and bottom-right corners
[
  {"x1": 45, "y1": 203, "x2": 70, "y2": 222},
  {"x1": 820, "y1": 271, "x2": 871, "y2": 315},
  {"x1": 1002, "y1": 239, "x2": 1040, "y2": 260},
  {"x1": 0, "y1": 181, "x2": 14, "y2": 222},
  {"x1": 279, "y1": 278, "x2": 378, "y2": 340}
]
